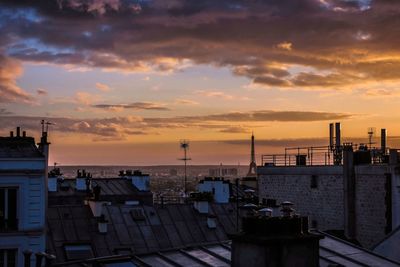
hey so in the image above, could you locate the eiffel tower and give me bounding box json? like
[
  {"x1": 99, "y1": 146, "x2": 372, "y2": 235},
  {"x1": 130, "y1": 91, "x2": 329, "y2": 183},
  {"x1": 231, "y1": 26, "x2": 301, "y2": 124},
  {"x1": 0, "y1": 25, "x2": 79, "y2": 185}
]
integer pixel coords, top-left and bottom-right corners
[{"x1": 246, "y1": 132, "x2": 257, "y2": 177}]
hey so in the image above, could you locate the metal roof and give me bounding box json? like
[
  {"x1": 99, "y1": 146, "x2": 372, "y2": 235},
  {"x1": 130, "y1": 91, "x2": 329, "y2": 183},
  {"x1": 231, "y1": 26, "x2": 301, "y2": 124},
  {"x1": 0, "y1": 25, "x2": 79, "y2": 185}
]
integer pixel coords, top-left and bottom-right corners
[
  {"x1": 47, "y1": 203, "x2": 238, "y2": 263},
  {"x1": 47, "y1": 201, "x2": 400, "y2": 267},
  {"x1": 52, "y1": 235, "x2": 400, "y2": 267}
]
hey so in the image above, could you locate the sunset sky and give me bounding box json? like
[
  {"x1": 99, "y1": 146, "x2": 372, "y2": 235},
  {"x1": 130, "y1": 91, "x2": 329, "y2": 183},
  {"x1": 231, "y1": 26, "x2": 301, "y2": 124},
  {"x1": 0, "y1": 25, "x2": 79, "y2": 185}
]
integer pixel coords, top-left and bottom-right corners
[{"x1": 1, "y1": 0, "x2": 400, "y2": 165}]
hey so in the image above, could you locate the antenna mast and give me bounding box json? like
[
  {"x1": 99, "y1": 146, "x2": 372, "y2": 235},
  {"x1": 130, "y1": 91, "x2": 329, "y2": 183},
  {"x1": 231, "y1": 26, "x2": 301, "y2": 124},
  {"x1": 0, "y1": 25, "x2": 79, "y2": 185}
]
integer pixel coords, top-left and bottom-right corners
[{"x1": 179, "y1": 140, "x2": 191, "y2": 195}]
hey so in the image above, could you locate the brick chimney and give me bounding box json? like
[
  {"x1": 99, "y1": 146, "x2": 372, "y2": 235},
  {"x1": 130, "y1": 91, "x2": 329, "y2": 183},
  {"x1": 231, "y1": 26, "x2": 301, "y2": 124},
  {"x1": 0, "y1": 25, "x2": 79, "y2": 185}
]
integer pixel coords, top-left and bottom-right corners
[{"x1": 230, "y1": 209, "x2": 323, "y2": 266}]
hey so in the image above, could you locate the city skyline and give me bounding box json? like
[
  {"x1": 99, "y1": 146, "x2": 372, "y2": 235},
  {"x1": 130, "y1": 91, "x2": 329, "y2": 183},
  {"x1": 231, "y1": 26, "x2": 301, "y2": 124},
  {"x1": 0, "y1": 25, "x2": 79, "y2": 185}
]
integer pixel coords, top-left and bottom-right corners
[{"x1": 1, "y1": 0, "x2": 400, "y2": 164}]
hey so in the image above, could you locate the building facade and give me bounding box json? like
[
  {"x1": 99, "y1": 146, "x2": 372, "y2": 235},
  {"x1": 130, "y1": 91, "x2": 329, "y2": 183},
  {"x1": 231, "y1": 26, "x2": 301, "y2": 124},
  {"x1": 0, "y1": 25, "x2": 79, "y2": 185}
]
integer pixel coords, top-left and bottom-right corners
[{"x1": 0, "y1": 128, "x2": 48, "y2": 266}]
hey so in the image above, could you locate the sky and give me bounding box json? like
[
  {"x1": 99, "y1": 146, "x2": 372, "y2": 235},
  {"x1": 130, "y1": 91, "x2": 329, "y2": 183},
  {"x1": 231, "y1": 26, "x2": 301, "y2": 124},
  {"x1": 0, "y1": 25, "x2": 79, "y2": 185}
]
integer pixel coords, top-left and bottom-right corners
[{"x1": 1, "y1": 0, "x2": 400, "y2": 165}]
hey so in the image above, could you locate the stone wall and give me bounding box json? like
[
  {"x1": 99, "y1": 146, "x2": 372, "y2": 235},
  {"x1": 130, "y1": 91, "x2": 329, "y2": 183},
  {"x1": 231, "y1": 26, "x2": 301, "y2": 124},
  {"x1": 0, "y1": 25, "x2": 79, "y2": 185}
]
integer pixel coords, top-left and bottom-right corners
[
  {"x1": 258, "y1": 164, "x2": 392, "y2": 248},
  {"x1": 355, "y1": 165, "x2": 389, "y2": 248},
  {"x1": 258, "y1": 166, "x2": 344, "y2": 231}
]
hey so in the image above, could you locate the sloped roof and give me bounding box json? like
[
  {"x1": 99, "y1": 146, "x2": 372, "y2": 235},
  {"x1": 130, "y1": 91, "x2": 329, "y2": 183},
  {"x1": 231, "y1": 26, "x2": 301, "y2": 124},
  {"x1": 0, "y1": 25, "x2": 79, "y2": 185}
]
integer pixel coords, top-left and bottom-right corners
[
  {"x1": 373, "y1": 225, "x2": 400, "y2": 263},
  {"x1": 51, "y1": 235, "x2": 400, "y2": 267},
  {"x1": 47, "y1": 202, "x2": 238, "y2": 263},
  {"x1": 49, "y1": 178, "x2": 141, "y2": 197},
  {"x1": 0, "y1": 137, "x2": 43, "y2": 158}
]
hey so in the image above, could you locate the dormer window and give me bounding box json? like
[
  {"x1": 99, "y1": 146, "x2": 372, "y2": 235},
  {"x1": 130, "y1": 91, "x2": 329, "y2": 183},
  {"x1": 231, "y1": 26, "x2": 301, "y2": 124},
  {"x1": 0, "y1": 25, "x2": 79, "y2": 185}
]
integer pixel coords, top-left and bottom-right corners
[{"x1": 0, "y1": 188, "x2": 18, "y2": 231}]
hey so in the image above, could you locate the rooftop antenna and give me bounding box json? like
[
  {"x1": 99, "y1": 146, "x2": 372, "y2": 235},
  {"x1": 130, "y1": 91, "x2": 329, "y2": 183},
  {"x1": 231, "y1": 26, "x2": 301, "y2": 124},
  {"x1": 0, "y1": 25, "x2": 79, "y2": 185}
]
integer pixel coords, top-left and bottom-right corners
[
  {"x1": 368, "y1": 127, "x2": 376, "y2": 150},
  {"x1": 179, "y1": 140, "x2": 191, "y2": 195}
]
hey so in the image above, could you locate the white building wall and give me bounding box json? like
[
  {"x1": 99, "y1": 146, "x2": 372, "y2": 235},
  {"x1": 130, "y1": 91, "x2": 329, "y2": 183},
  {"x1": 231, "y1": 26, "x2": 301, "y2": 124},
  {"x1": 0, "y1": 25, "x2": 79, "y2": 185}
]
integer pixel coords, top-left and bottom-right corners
[
  {"x1": 130, "y1": 175, "x2": 150, "y2": 191},
  {"x1": 0, "y1": 158, "x2": 46, "y2": 264},
  {"x1": 198, "y1": 180, "x2": 230, "y2": 203}
]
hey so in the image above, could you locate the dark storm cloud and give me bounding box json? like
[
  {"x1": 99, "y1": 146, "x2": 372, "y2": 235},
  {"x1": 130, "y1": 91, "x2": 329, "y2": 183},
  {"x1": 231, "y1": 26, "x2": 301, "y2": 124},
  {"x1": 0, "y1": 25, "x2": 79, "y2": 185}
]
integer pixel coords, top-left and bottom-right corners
[{"x1": 1, "y1": 0, "x2": 400, "y2": 101}]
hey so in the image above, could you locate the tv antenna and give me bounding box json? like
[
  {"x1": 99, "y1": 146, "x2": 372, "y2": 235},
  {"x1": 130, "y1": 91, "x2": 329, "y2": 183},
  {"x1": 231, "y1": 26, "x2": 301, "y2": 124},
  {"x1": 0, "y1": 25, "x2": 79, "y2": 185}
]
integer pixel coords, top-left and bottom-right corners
[
  {"x1": 179, "y1": 140, "x2": 191, "y2": 195},
  {"x1": 368, "y1": 127, "x2": 376, "y2": 150}
]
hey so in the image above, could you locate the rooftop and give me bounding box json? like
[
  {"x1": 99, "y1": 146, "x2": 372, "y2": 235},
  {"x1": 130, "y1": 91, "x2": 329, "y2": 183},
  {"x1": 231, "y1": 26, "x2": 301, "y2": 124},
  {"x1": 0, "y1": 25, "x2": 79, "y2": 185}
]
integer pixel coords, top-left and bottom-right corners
[{"x1": 0, "y1": 136, "x2": 43, "y2": 158}]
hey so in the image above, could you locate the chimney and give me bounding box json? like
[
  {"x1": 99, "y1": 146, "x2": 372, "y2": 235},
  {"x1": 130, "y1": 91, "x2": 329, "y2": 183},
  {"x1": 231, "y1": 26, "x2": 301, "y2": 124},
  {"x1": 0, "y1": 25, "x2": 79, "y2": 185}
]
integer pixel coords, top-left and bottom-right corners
[
  {"x1": 16, "y1": 126, "x2": 21, "y2": 137},
  {"x1": 381, "y1": 128, "x2": 387, "y2": 154},
  {"x1": 335, "y1": 122, "x2": 341, "y2": 148},
  {"x1": 23, "y1": 250, "x2": 32, "y2": 267},
  {"x1": 23, "y1": 131, "x2": 26, "y2": 137},
  {"x1": 98, "y1": 214, "x2": 108, "y2": 233},
  {"x1": 329, "y1": 123, "x2": 334, "y2": 150},
  {"x1": 230, "y1": 209, "x2": 323, "y2": 267},
  {"x1": 207, "y1": 214, "x2": 217, "y2": 229},
  {"x1": 258, "y1": 207, "x2": 273, "y2": 217},
  {"x1": 10, "y1": 131, "x2": 14, "y2": 137},
  {"x1": 88, "y1": 185, "x2": 105, "y2": 217},
  {"x1": 192, "y1": 192, "x2": 212, "y2": 214},
  {"x1": 47, "y1": 176, "x2": 58, "y2": 192},
  {"x1": 76, "y1": 170, "x2": 89, "y2": 191},
  {"x1": 35, "y1": 252, "x2": 45, "y2": 267},
  {"x1": 343, "y1": 144, "x2": 356, "y2": 240}
]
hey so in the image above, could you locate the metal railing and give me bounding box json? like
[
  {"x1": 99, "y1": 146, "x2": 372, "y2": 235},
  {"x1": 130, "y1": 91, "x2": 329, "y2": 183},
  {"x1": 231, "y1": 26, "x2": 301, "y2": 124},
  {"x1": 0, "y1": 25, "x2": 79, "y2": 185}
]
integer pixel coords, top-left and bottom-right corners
[{"x1": 261, "y1": 146, "x2": 338, "y2": 166}]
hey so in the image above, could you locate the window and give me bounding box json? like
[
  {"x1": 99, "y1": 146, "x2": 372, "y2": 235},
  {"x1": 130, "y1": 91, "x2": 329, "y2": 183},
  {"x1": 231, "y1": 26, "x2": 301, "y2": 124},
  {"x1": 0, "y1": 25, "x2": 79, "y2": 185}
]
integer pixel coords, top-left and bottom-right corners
[
  {"x1": 0, "y1": 249, "x2": 17, "y2": 267},
  {"x1": 64, "y1": 244, "x2": 94, "y2": 260},
  {"x1": 0, "y1": 188, "x2": 18, "y2": 231},
  {"x1": 310, "y1": 175, "x2": 318, "y2": 189}
]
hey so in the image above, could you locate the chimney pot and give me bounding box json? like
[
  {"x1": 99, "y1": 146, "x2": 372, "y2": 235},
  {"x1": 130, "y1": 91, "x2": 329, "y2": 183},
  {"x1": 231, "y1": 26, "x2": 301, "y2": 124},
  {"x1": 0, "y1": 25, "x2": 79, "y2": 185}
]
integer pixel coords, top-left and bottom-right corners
[
  {"x1": 23, "y1": 131, "x2": 26, "y2": 137},
  {"x1": 10, "y1": 131, "x2": 14, "y2": 137},
  {"x1": 23, "y1": 250, "x2": 33, "y2": 267},
  {"x1": 16, "y1": 127, "x2": 21, "y2": 137},
  {"x1": 35, "y1": 252, "x2": 45, "y2": 267}
]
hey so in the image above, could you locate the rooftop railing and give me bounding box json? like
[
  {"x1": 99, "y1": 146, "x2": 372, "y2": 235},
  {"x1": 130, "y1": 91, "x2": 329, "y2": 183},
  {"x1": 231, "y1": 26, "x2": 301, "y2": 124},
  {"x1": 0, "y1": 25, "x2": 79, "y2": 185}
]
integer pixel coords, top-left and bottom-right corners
[{"x1": 261, "y1": 146, "x2": 338, "y2": 167}]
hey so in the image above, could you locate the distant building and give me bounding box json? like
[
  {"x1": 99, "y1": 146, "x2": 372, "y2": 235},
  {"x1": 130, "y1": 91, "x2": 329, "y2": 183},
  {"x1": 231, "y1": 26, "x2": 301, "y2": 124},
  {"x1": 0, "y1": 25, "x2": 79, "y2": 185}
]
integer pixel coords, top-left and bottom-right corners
[
  {"x1": 208, "y1": 168, "x2": 238, "y2": 177},
  {"x1": 0, "y1": 127, "x2": 49, "y2": 266}
]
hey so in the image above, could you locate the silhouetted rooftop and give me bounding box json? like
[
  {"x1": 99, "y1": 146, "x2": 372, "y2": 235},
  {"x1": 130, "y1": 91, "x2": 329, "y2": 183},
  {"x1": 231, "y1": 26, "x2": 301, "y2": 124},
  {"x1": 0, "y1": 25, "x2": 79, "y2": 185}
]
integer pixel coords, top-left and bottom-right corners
[{"x1": 0, "y1": 136, "x2": 43, "y2": 158}]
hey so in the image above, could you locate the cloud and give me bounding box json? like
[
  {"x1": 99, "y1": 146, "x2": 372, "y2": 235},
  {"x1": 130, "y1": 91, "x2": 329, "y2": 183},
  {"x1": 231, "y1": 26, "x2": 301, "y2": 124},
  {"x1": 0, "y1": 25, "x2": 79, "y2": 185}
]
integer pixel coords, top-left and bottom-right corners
[
  {"x1": 219, "y1": 126, "x2": 250, "y2": 134},
  {"x1": 0, "y1": 109, "x2": 352, "y2": 141},
  {"x1": 168, "y1": 110, "x2": 353, "y2": 123},
  {"x1": 75, "y1": 91, "x2": 101, "y2": 105},
  {"x1": 0, "y1": 108, "x2": 12, "y2": 115},
  {"x1": 0, "y1": 55, "x2": 34, "y2": 103},
  {"x1": 174, "y1": 98, "x2": 199, "y2": 105},
  {"x1": 2, "y1": 0, "x2": 400, "y2": 94},
  {"x1": 95, "y1": 82, "x2": 112, "y2": 92},
  {"x1": 277, "y1": 42, "x2": 293, "y2": 51},
  {"x1": 92, "y1": 102, "x2": 170, "y2": 111}
]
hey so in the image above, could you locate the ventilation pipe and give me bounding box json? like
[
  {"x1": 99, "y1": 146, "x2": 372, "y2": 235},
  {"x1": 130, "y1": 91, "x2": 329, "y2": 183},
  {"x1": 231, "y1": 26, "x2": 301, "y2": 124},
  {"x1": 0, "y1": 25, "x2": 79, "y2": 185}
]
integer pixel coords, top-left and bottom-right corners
[
  {"x1": 329, "y1": 123, "x2": 334, "y2": 150},
  {"x1": 381, "y1": 128, "x2": 387, "y2": 153},
  {"x1": 335, "y1": 122, "x2": 341, "y2": 148}
]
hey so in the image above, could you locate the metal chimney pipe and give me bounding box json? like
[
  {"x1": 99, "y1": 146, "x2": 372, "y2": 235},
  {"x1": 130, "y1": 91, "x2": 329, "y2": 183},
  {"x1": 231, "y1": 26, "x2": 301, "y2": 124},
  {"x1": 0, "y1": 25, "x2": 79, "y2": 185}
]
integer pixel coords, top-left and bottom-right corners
[
  {"x1": 23, "y1": 250, "x2": 32, "y2": 267},
  {"x1": 381, "y1": 128, "x2": 387, "y2": 153},
  {"x1": 335, "y1": 122, "x2": 341, "y2": 148},
  {"x1": 16, "y1": 127, "x2": 21, "y2": 137},
  {"x1": 329, "y1": 123, "x2": 334, "y2": 150},
  {"x1": 35, "y1": 252, "x2": 45, "y2": 267}
]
